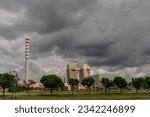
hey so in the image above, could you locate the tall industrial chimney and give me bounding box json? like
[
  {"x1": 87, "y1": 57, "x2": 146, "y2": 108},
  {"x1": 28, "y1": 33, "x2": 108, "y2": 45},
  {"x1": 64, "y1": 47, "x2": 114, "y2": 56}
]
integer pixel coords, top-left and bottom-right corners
[{"x1": 25, "y1": 36, "x2": 30, "y2": 83}]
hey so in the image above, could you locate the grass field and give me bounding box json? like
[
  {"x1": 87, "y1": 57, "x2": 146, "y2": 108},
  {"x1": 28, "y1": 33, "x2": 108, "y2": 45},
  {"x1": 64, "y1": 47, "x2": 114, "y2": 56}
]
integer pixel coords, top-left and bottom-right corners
[{"x1": 0, "y1": 91, "x2": 150, "y2": 100}]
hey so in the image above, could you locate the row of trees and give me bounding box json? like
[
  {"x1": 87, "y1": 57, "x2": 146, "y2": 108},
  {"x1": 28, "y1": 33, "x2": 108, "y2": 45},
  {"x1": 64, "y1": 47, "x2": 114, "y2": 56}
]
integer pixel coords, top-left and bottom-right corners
[
  {"x1": 100, "y1": 76, "x2": 150, "y2": 94},
  {"x1": 0, "y1": 73, "x2": 95, "y2": 96},
  {"x1": 100, "y1": 77, "x2": 127, "y2": 94},
  {"x1": 40, "y1": 75, "x2": 95, "y2": 95},
  {"x1": 68, "y1": 77, "x2": 95, "y2": 95},
  {"x1": 0, "y1": 73, "x2": 65, "y2": 96},
  {"x1": 132, "y1": 77, "x2": 150, "y2": 93},
  {"x1": 1, "y1": 73, "x2": 150, "y2": 96}
]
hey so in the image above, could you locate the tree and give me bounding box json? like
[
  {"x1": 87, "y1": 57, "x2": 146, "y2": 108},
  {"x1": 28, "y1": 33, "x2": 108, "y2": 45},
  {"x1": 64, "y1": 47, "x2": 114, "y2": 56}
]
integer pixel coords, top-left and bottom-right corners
[
  {"x1": 68, "y1": 79, "x2": 79, "y2": 95},
  {"x1": 114, "y1": 77, "x2": 127, "y2": 93},
  {"x1": 81, "y1": 77, "x2": 95, "y2": 92},
  {"x1": 0, "y1": 73, "x2": 15, "y2": 96},
  {"x1": 132, "y1": 77, "x2": 144, "y2": 93},
  {"x1": 143, "y1": 77, "x2": 150, "y2": 93},
  {"x1": 100, "y1": 77, "x2": 114, "y2": 94},
  {"x1": 9, "y1": 71, "x2": 19, "y2": 99},
  {"x1": 11, "y1": 78, "x2": 18, "y2": 99},
  {"x1": 127, "y1": 82, "x2": 132, "y2": 92},
  {"x1": 8, "y1": 84, "x2": 22, "y2": 92},
  {"x1": 24, "y1": 79, "x2": 36, "y2": 96},
  {"x1": 40, "y1": 75, "x2": 64, "y2": 95}
]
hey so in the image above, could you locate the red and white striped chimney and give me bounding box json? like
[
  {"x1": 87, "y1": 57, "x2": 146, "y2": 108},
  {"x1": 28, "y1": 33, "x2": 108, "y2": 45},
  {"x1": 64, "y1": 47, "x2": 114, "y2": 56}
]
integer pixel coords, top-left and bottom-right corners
[
  {"x1": 25, "y1": 36, "x2": 30, "y2": 83},
  {"x1": 25, "y1": 37, "x2": 30, "y2": 59}
]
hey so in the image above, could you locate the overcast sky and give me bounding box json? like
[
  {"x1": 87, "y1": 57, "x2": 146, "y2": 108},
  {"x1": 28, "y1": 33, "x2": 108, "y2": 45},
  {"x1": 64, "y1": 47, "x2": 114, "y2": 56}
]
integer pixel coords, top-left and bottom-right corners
[{"x1": 0, "y1": 0, "x2": 150, "y2": 80}]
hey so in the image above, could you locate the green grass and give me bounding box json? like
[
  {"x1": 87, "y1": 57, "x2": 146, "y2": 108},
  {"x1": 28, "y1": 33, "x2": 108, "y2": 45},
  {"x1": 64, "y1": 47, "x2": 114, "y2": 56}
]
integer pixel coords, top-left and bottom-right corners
[{"x1": 0, "y1": 91, "x2": 150, "y2": 100}]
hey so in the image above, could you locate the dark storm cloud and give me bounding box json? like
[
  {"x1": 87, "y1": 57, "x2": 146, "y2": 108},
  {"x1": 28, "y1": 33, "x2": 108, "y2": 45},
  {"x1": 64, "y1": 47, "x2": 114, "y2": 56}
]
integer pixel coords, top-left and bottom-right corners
[
  {"x1": 0, "y1": 0, "x2": 20, "y2": 12},
  {"x1": 24, "y1": 0, "x2": 95, "y2": 34},
  {"x1": 46, "y1": 0, "x2": 150, "y2": 68},
  {"x1": 0, "y1": 0, "x2": 150, "y2": 70},
  {"x1": 0, "y1": 0, "x2": 95, "y2": 39}
]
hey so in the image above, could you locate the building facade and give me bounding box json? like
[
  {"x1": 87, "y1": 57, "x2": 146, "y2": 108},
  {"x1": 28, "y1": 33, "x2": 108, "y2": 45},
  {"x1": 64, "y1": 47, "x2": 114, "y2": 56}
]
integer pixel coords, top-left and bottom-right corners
[
  {"x1": 79, "y1": 64, "x2": 91, "y2": 81},
  {"x1": 66, "y1": 62, "x2": 91, "y2": 83}
]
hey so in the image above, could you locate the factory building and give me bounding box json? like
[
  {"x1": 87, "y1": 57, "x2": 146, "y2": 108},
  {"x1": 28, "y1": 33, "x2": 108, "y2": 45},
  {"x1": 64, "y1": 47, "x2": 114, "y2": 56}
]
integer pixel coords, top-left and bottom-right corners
[
  {"x1": 79, "y1": 64, "x2": 91, "y2": 81},
  {"x1": 66, "y1": 62, "x2": 91, "y2": 83}
]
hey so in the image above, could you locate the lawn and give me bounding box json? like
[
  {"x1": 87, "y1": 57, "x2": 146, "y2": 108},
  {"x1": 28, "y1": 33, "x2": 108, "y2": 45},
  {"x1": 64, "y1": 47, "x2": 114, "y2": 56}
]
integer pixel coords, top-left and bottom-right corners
[{"x1": 0, "y1": 91, "x2": 150, "y2": 100}]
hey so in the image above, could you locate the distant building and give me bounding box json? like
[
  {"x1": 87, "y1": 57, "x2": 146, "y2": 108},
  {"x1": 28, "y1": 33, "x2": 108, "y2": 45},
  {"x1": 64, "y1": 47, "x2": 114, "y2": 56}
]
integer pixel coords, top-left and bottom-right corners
[
  {"x1": 30, "y1": 81, "x2": 44, "y2": 89},
  {"x1": 66, "y1": 62, "x2": 91, "y2": 83},
  {"x1": 66, "y1": 62, "x2": 80, "y2": 81},
  {"x1": 79, "y1": 64, "x2": 91, "y2": 81},
  {"x1": 92, "y1": 74, "x2": 120, "y2": 88},
  {"x1": 18, "y1": 80, "x2": 44, "y2": 89}
]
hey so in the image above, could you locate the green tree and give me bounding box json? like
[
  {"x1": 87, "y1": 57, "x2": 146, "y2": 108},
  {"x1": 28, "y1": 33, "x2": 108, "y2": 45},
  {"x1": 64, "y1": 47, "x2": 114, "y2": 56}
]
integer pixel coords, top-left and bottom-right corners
[
  {"x1": 127, "y1": 82, "x2": 132, "y2": 92},
  {"x1": 24, "y1": 79, "x2": 36, "y2": 96},
  {"x1": 8, "y1": 84, "x2": 22, "y2": 92},
  {"x1": 81, "y1": 77, "x2": 95, "y2": 92},
  {"x1": 0, "y1": 73, "x2": 15, "y2": 96},
  {"x1": 11, "y1": 78, "x2": 18, "y2": 99},
  {"x1": 143, "y1": 77, "x2": 150, "y2": 93},
  {"x1": 40, "y1": 75, "x2": 64, "y2": 95},
  {"x1": 114, "y1": 77, "x2": 127, "y2": 93},
  {"x1": 100, "y1": 77, "x2": 114, "y2": 94},
  {"x1": 132, "y1": 77, "x2": 144, "y2": 93},
  {"x1": 68, "y1": 79, "x2": 79, "y2": 95}
]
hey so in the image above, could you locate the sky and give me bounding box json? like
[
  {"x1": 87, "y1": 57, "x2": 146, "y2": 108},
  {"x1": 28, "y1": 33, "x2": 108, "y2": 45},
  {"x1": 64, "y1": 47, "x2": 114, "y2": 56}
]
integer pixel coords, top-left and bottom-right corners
[{"x1": 0, "y1": 0, "x2": 150, "y2": 81}]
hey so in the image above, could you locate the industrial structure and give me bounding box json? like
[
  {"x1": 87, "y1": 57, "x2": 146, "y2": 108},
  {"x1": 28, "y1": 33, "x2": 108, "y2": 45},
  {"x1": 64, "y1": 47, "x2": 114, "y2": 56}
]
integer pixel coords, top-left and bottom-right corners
[
  {"x1": 66, "y1": 62, "x2": 91, "y2": 83},
  {"x1": 25, "y1": 36, "x2": 30, "y2": 83}
]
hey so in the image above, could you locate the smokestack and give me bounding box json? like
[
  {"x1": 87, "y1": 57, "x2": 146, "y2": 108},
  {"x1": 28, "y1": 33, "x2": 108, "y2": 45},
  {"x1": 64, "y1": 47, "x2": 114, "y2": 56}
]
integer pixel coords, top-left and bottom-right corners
[{"x1": 25, "y1": 36, "x2": 30, "y2": 83}]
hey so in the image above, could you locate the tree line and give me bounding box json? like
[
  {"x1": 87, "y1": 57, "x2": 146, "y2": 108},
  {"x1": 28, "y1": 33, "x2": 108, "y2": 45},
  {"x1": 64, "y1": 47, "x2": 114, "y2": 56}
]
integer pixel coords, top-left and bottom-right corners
[
  {"x1": 1, "y1": 73, "x2": 150, "y2": 97},
  {"x1": 100, "y1": 77, "x2": 150, "y2": 94},
  {"x1": 41, "y1": 75, "x2": 150, "y2": 95}
]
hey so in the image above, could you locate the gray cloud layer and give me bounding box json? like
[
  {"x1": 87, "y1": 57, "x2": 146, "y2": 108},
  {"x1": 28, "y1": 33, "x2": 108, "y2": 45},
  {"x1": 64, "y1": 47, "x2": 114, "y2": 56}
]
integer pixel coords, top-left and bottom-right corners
[{"x1": 0, "y1": 0, "x2": 150, "y2": 79}]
